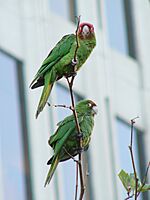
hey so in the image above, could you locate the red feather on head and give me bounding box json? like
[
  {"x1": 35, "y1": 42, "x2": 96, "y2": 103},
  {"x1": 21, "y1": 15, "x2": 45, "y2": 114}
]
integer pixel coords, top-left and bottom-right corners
[{"x1": 78, "y1": 22, "x2": 94, "y2": 34}]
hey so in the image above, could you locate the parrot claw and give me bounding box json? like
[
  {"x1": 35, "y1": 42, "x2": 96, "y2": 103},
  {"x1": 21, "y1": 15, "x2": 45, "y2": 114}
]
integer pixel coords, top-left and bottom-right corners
[
  {"x1": 71, "y1": 58, "x2": 78, "y2": 66},
  {"x1": 77, "y1": 132, "x2": 83, "y2": 139},
  {"x1": 76, "y1": 132, "x2": 84, "y2": 153},
  {"x1": 78, "y1": 147, "x2": 84, "y2": 154},
  {"x1": 64, "y1": 71, "x2": 77, "y2": 78},
  {"x1": 71, "y1": 71, "x2": 77, "y2": 77}
]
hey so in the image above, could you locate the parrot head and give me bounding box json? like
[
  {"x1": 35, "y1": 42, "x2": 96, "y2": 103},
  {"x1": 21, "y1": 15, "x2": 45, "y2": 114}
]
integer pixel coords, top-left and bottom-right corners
[
  {"x1": 76, "y1": 99, "x2": 98, "y2": 115},
  {"x1": 78, "y1": 23, "x2": 95, "y2": 39}
]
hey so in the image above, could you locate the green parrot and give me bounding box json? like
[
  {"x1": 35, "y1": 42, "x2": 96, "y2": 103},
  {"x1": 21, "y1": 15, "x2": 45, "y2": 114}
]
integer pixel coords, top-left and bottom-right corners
[
  {"x1": 30, "y1": 22, "x2": 96, "y2": 118},
  {"x1": 44, "y1": 99, "x2": 98, "y2": 186}
]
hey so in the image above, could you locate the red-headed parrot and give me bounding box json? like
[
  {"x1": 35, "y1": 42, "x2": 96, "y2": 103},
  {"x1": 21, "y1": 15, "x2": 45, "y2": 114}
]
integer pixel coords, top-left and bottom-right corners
[
  {"x1": 44, "y1": 99, "x2": 98, "y2": 186},
  {"x1": 30, "y1": 23, "x2": 96, "y2": 118}
]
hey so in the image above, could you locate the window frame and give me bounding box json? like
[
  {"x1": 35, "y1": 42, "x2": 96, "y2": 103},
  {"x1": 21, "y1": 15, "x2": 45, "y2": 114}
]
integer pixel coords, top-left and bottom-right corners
[
  {"x1": 49, "y1": 0, "x2": 77, "y2": 23},
  {"x1": 104, "y1": 0, "x2": 136, "y2": 58},
  {"x1": 116, "y1": 116, "x2": 148, "y2": 200},
  {"x1": 0, "y1": 49, "x2": 33, "y2": 200}
]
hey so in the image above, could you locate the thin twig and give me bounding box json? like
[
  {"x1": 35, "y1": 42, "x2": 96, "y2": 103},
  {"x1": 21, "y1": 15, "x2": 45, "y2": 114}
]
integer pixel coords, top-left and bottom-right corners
[
  {"x1": 137, "y1": 161, "x2": 150, "y2": 197},
  {"x1": 66, "y1": 16, "x2": 85, "y2": 200},
  {"x1": 74, "y1": 15, "x2": 81, "y2": 62},
  {"x1": 128, "y1": 117, "x2": 139, "y2": 200},
  {"x1": 63, "y1": 147, "x2": 79, "y2": 163},
  {"x1": 75, "y1": 163, "x2": 79, "y2": 200},
  {"x1": 47, "y1": 102, "x2": 73, "y2": 111},
  {"x1": 74, "y1": 15, "x2": 85, "y2": 200},
  {"x1": 63, "y1": 146, "x2": 79, "y2": 200},
  {"x1": 125, "y1": 161, "x2": 150, "y2": 200},
  {"x1": 66, "y1": 77, "x2": 81, "y2": 133},
  {"x1": 125, "y1": 194, "x2": 134, "y2": 200},
  {"x1": 78, "y1": 153, "x2": 85, "y2": 200},
  {"x1": 66, "y1": 76, "x2": 85, "y2": 200},
  {"x1": 130, "y1": 117, "x2": 139, "y2": 147}
]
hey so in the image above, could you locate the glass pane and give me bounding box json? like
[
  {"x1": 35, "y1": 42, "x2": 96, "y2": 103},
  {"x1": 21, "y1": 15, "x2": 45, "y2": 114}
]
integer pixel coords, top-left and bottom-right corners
[
  {"x1": 50, "y1": 0, "x2": 70, "y2": 20},
  {"x1": 105, "y1": 0, "x2": 129, "y2": 55},
  {"x1": 55, "y1": 84, "x2": 81, "y2": 200},
  {"x1": 49, "y1": 0, "x2": 76, "y2": 22},
  {"x1": 0, "y1": 52, "x2": 27, "y2": 200},
  {"x1": 116, "y1": 118, "x2": 142, "y2": 199}
]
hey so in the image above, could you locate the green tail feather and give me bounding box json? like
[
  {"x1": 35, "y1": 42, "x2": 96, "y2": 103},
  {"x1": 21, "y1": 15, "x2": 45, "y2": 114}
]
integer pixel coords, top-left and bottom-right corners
[
  {"x1": 44, "y1": 155, "x2": 59, "y2": 187},
  {"x1": 36, "y1": 83, "x2": 53, "y2": 118}
]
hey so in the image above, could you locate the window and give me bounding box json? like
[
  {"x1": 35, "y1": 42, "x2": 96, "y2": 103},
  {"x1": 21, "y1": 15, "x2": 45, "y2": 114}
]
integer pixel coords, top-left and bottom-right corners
[
  {"x1": 116, "y1": 118, "x2": 147, "y2": 199},
  {"x1": 105, "y1": 0, "x2": 135, "y2": 57},
  {"x1": 0, "y1": 51, "x2": 32, "y2": 200},
  {"x1": 49, "y1": 0, "x2": 77, "y2": 22},
  {"x1": 82, "y1": 151, "x2": 95, "y2": 200}
]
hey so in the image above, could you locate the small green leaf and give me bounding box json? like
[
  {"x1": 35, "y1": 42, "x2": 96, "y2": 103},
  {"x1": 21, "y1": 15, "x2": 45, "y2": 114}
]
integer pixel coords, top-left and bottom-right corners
[
  {"x1": 138, "y1": 184, "x2": 150, "y2": 193},
  {"x1": 118, "y1": 169, "x2": 150, "y2": 194},
  {"x1": 129, "y1": 173, "x2": 136, "y2": 189},
  {"x1": 118, "y1": 170, "x2": 134, "y2": 191}
]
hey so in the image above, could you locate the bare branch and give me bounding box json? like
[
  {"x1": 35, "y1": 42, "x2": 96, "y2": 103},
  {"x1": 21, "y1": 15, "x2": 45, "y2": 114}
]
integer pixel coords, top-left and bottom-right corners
[
  {"x1": 141, "y1": 161, "x2": 150, "y2": 186},
  {"x1": 130, "y1": 116, "x2": 139, "y2": 147},
  {"x1": 128, "y1": 117, "x2": 139, "y2": 200},
  {"x1": 75, "y1": 163, "x2": 79, "y2": 200},
  {"x1": 59, "y1": 15, "x2": 84, "y2": 200},
  {"x1": 66, "y1": 77, "x2": 81, "y2": 134},
  {"x1": 79, "y1": 153, "x2": 85, "y2": 200},
  {"x1": 63, "y1": 147, "x2": 79, "y2": 163},
  {"x1": 66, "y1": 76, "x2": 85, "y2": 200},
  {"x1": 125, "y1": 161, "x2": 150, "y2": 200},
  {"x1": 74, "y1": 15, "x2": 81, "y2": 62},
  {"x1": 137, "y1": 161, "x2": 150, "y2": 197},
  {"x1": 47, "y1": 102, "x2": 73, "y2": 111},
  {"x1": 125, "y1": 194, "x2": 134, "y2": 200},
  {"x1": 65, "y1": 16, "x2": 85, "y2": 200}
]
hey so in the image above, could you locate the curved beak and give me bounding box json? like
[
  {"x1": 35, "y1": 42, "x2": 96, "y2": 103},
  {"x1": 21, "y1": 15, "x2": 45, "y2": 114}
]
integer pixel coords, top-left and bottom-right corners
[{"x1": 92, "y1": 105, "x2": 98, "y2": 115}]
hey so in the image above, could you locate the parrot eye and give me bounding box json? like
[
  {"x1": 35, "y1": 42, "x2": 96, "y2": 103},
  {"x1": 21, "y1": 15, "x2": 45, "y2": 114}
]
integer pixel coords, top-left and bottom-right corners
[
  {"x1": 88, "y1": 103, "x2": 92, "y2": 107},
  {"x1": 90, "y1": 26, "x2": 94, "y2": 32},
  {"x1": 79, "y1": 26, "x2": 82, "y2": 32}
]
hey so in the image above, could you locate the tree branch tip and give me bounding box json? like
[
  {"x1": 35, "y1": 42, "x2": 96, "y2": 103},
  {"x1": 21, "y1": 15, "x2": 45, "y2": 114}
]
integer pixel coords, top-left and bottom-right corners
[
  {"x1": 77, "y1": 132, "x2": 83, "y2": 138},
  {"x1": 75, "y1": 15, "x2": 81, "y2": 22},
  {"x1": 47, "y1": 102, "x2": 50, "y2": 106},
  {"x1": 69, "y1": 106, "x2": 74, "y2": 111},
  {"x1": 86, "y1": 171, "x2": 90, "y2": 176},
  {"x1": 131, "y1": 116, "x2": 140, "y2": 123},
  {"x1": 66, "y1": 22, "x2": 85, "y2": 199}
]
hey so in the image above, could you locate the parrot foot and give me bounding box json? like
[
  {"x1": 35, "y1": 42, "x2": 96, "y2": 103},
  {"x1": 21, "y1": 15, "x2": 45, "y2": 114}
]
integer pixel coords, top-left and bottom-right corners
[
  {"x1": 77, "y1": 132, "x2": 84, "y2": 153},
  {"x1": 63, "y1": 147, "x2": 78, "y2": 162},
  {"x1": 74, "y1": 158, "x2": 81, "y2": 164},
  {"x1": 72, "y1": 71, "x2": 77, "y2": 77},
  {"x1": 71, "y1": 58, "x2": 78, "y2": 66},
  {"x1": 64, "y1": 71, "x2": 77, "y2": 78},
  {"x1": 78, "y1": 146, "x2": 84, "y2": 153},
  {"x1": 69, "y1": 71, "x2": 77, "y2": 77},
  {"x1": 77, "y1": 132, "x2": 83, "y2": 139}
]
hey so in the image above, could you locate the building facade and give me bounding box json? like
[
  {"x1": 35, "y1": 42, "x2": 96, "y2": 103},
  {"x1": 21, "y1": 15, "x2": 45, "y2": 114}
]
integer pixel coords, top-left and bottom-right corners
[{"x1": 0, "y1": 0, "x2": 150, "y2": 199}]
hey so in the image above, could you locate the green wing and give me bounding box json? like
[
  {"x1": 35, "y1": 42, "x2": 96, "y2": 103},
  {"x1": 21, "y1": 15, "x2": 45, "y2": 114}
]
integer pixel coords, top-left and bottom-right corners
[
  {"x1": 49, "y1": 114, "x2": 83, "y2": 148},
  {"x1": 30, "y1": 34, "x2": 76, "y2": 86},
  {"x1": 41, "y1": 34, "x2": 75, "y2": 70},
  {"x1": 44, "y1": 126, "x2": 75, "y2": 186},
  {"x1": 56, "y1": 114, "x2": 76, "y2": 127},
  {"x1": 80, "y1": 115, "x2": 94, "y2": 135}
]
